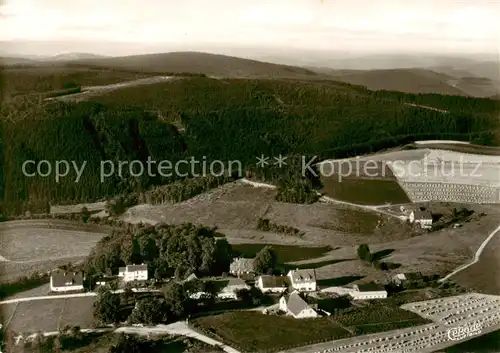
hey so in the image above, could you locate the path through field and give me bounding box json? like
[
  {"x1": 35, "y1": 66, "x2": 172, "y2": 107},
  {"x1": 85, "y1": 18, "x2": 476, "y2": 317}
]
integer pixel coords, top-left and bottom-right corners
[
  {"x1": 440, "y1": 223, "x2": 500, "y2": 283},
  {"x1": 45, "y1": 76, "x2": 177, "y2": 102},
  {"x1": 239, "y1": 178, "x2": 404, "y2": 220}
]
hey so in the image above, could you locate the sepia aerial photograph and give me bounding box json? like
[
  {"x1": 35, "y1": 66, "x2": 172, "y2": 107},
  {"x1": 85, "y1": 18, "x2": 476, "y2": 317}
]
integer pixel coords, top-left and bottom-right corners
[{"x1": 0, "y1": 0, "x2": 499, "y2": 352}]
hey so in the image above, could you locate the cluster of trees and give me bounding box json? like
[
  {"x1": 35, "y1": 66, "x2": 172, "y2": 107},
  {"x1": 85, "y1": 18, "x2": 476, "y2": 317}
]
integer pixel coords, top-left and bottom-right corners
[
  {"x1": 256, "y1": 218, "x2": 304, "y2": 237},
  {"x1": 144, "y1": 174, "x2": 236, "y2": 205},
  {"x1": 253, "y1": 245, "x2": 278, "y2": 275},
  {"x1": 432, "y1": 207, "x2": 475, "y2": 231},
  {"x1": 1, "y1": 77, "x2": 498, "y2": 214},
  {"x1": 84, "y1": 222, "x2": 233, "y2": 281},
  {"x1": 356, "y1": 244, "x2": 397, "y2": 271}
]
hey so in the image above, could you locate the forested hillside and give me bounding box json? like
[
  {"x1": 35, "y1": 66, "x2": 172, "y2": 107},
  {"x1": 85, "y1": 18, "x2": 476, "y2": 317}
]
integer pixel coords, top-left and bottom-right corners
[{"x1": 0, "y1": 77, "x2": 498, "y2": 215}]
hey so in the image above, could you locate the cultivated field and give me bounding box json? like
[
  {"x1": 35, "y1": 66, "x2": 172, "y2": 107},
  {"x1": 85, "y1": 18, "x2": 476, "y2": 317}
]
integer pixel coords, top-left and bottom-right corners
[
  {"x1": 324, "y1": 148, "x2": 500, "y2": 204},
  {"x1": 0, "y1": 296, "x2": 96, "y2": 333},
  {"x1": 191, "y1": 311, "x2": 351, "y2": 353},
  {"x1": 283, "y1": 293, "x2": 500, "y2": 353},
  {"x1": 0, "y1": 220, "x2": 110, "y2": 281}
]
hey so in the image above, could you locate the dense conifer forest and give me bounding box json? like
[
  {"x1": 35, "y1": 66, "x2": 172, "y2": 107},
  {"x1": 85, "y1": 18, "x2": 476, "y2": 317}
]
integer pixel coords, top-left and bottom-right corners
[{"x1": 0, "y1": 76, "x2": 498, "y2": 215}]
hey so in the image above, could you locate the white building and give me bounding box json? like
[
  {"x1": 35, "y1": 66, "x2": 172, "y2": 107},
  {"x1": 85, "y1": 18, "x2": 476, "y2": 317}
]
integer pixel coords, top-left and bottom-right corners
[
  {"x1": 118, "y1": 264, "x2": 148, "y2": 282},
  {"x1": 50, "y1": 269, "x2": 84, "y2": 292},
  {"x1": 279, "y1": 290, "x2": 319, "y2": 319},
  {"x1": 409, "y1": 209, "x2": 433, "y2": 229},
  {"x1": 350, "y1": 283, "x2": 387, "y2": 300},
  {"x1": 287, "y1": 269, "x2": 317, "y2": 292},
  {"x1": 256, "y1": 275, "x2": 288, "y2": 294}
]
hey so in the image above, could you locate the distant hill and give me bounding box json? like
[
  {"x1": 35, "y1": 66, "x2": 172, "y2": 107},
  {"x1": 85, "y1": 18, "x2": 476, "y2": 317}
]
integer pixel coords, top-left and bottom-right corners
[
  {"x1": 323, "y1": 68, "x2": 469, "y2": 96},
  {"x1": 49, "y1": 53, "x2": 108, "y2": 61},
  {"x1": 0, "y1": 56, "x2": 39, "y2": 66},
  {"x1": 65, "y1": 51, "x2": 320, "y2": 78}
]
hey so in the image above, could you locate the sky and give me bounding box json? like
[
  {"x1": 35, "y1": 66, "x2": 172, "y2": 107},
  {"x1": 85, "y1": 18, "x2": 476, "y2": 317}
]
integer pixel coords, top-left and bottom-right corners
[{"x1": 1, "y1": 0, "x2": 499, "y2": 56}]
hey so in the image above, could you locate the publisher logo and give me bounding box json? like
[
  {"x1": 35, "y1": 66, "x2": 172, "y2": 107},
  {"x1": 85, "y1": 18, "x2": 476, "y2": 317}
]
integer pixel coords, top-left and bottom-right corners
[{"x1": 447, "y1": 324, "x2": 482, "y2": 341}]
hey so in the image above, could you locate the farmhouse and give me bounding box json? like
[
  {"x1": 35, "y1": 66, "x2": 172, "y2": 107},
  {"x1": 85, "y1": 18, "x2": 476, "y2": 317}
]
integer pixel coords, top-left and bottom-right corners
[
  {"x1": 50, "y1": 269, "x2": 84, "y2": 292},
  {"x1": 255, "y1": 275, "x2": 288, "y2": 293},
  {"x1": 279, "y1": 290, "x2": 319, "y2": 319},
  {"x1": 350, "y1": 283, "x2": 387, "y2": 300},
  {"x1": 218, "y1": 277, "x2": 250, "y2": 300},
  {"x1": 118, "y1": 264, "x2": 148, "y2": 282},
  {"x1": 287, "y1": 269, "x2": 317, "y2": 292},
  {"x1": 409, "y1": 209, "x2": 433, "y2": 229},
  {"x1": 229, "y1": 258, "x2": 255, "y2": 278},
  {"x1": 392, "y1": 272, "x2": 425, "y2": 288}
]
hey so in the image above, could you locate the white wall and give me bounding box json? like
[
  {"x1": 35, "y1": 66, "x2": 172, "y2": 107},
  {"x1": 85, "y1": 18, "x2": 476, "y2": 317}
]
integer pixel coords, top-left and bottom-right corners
[
  {"x1": 123, "y1": 270, "x2": 148, "y2": 282},
  {"x1": 295, "y1": 308, "x2": 319, "y2": 319},
  {"x1": 351, "y1": 291, "x2": 387, "y2": 300}
]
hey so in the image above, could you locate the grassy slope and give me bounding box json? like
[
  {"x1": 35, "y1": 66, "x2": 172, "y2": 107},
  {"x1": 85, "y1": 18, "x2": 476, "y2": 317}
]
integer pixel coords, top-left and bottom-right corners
[{"x1": 329, "y1": 68, "x2": 468, "y2": 96}]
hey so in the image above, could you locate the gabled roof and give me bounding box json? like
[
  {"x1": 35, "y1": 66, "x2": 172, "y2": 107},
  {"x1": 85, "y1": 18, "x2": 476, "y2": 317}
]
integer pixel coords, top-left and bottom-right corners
[
  {"x1": 126, "y1": 264, "x2": 147, "y2": 272},
  {"x1": 183, "y1": 273, "x2": 198, "y2": 282},
  {"x1": 230, "y1": 258, "x2": 255, "y2": 273},
  {"x1": 227, "y1": 277, "x2": 247, "y2": 287},
  {"x1": 355, "y1": 282, "x2": 386, "y2": 292},
  {"x1": 284, "y1": 291, "x2": 313, "y2": 316},
  {"x1": 288, "y1": 269, "x2": 316, "y2": 283},
  {"x1": 51, "y1": 269, "x2": 84, "y2": 287},
  {"x1": 259, "y1": 275, "x2": 288, "y2": 288},
  {"x1": 413, "y1": 210, "x2": 432, "y2": 220}
]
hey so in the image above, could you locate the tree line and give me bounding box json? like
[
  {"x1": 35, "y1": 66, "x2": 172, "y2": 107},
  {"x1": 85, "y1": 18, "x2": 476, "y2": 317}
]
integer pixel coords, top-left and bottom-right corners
[{"x1": 1, "y1": 77, "x2": 498, "y2": 214}]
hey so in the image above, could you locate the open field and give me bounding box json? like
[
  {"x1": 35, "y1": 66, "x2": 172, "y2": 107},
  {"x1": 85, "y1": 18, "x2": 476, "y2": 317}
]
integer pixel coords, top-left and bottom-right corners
[
  {"x1": 0, "y1": 220, "x2": 110, "y2": 281},
  {"x1": 50, "y1": 201, "x2": 107, "y2": 214},
  {"x1": 121, "y1": 182, "x2": 413, "y2": 246},
  {"x1": 1, "y1": 296, "x2": 96, "y2": 333},
  {"x1": 451, "y1": 227, "x2": 500, "y2": 295},
  {"x1": 0, "y1": 224, "x2": 107, "y2": 262},
  {"x1": 320, "y1": 177, "x2": 410, "y2": 205},
  {"x1": 191, "y1": 311, "x2": 351, "y2": 353},
  {"x1": 412, "y1": 142, "x2": 500, "y2": 156}
]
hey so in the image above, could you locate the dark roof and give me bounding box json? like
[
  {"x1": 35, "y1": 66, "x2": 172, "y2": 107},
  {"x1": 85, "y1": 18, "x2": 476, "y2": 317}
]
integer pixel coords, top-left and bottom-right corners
[
  {"x1": 413, "y1": 210, "x2": 432, "y2": 220},
  {"x1": 259, "y1": 275, "x2": 288, "y2": 288},
  {"x1": 288, "y1": 269, "x2": 316, "y2": 283},
  {"x1": 119, "y1": 267, "x2": 126, "y2": 273},
  {"x1": 227, "y1": 277, "x2": 247, "y2": 287},
  {"x1": 230, "y1": 258, "x2": 255, "y2": 273},
  {"x1": 126, "y1": 264, "x2": 147, "y2": 272},
  {"x1": 356, "y1": 282, "x2": 386, "y2": 292},
  {"x1": 285, "y1": 291, "x2": 312, "y2": 316},
  {"x1": 404, "y1": 272, "x2": 424, "y2": 281},
  {"x1": 51, "y1": 270, "x2": 84, "y2": 287}
]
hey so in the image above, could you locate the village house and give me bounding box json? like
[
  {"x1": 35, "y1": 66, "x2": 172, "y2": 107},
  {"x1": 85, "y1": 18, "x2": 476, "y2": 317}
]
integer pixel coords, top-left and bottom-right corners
[
  {"x1": 279, "y1": 290, "x2": 319, "y2": 319},
  {"x1": 255, "y1": 275, "x2": 288, "y2": 293},
  {"x1": 409, "y1": 209, "x2": 433, "y2": 229},
  {"x1": 218, "y1": 277, "x2": 250, "y2": 300},
  {"x1": 287, "y1": 269, "x2": 317, "y2": 292},
  {"x1": 118, "y1": 264, "x2": 148, "y2": 282},
  {"x1": 350, "y1": 283, "x2": 388, "y2": 300},
  {"x1": 50, "y1": 269, "x2": 84, "y2": 292},
  {"x1": 392, "y1": 272, "x2": 425, "y2": 288},
  {"x1": 229, "y1": 258, "x2": 255, "y2": 279}
]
